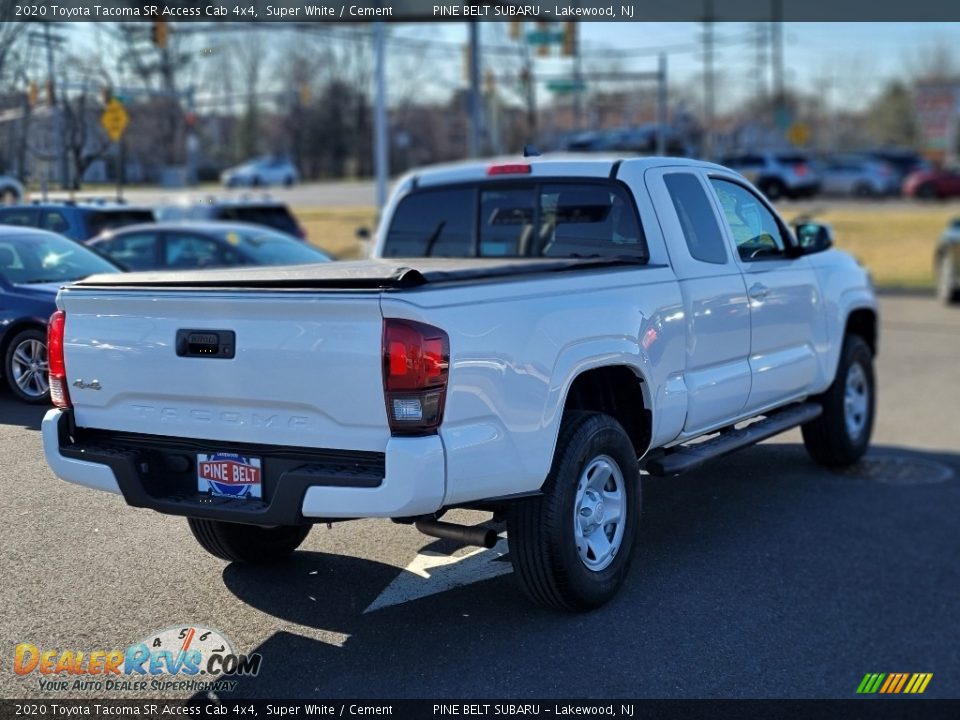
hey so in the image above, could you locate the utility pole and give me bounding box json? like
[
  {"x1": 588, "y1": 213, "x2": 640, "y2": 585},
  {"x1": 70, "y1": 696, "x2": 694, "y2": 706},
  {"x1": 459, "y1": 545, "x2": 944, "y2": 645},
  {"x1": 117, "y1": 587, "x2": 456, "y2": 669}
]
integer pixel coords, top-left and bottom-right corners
[
  {"x1": 754, "y1": 22, "x2": 768, "y2": 102},
  {"x1": 571, "y1": 20, "x2": 583, "y2": 131},
  {"x1": 373, "y1": 22, "x2": 388, "y2": 210},
  {"x1": 701, "y1": 0, "x2": 715, "y2": 160},
  {"x1": 468, "y1": 22, "x2": 482, "y2": 157},
  {"x1": 43, "y1": 24, "x2": 68, "y2": 189},
  {"x1": 657, "y1": 53, "x2": 668, "y2": 156},
  {"x1": 771, "y1": 0, "x2": 785, "y2": 105}
]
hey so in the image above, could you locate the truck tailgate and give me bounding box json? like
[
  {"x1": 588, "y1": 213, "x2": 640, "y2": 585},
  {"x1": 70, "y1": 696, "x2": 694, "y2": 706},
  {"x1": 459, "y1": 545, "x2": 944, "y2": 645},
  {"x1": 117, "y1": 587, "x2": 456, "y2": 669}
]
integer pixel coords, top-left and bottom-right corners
[{"x1": 58, "y1": 288, "x2": 390, "y2": 452}]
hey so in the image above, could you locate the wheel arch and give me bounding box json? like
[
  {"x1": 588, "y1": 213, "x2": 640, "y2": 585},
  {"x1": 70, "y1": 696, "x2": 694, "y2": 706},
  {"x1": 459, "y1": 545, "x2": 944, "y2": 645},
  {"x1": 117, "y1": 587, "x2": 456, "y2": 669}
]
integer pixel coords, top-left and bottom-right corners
[
  {"x1": 559, "y1": 364, "x2": 652, "y2": 458},
  {"x1": 844, "y1": 306, "x2": 878, "y2": 356}
]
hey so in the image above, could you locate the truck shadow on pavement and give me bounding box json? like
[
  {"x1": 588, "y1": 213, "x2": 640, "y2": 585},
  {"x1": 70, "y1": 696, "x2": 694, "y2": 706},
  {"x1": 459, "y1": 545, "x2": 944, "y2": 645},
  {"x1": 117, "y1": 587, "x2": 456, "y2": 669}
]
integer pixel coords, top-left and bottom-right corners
[
  {"x1": 208, "y1": 442, "x2": 960, "y2": 699},
  {"x1": 0, "y1": 394, "x2": 47, "y2": 431}
]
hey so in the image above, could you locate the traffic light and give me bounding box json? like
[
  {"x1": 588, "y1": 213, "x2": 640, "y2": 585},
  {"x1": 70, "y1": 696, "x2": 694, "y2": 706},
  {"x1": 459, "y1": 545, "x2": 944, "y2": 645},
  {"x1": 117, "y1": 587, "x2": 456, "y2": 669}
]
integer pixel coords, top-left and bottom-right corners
[
  {"x1": 151, "y1": 20, "x2": 169, "y2": 48},
  {"x1": 45, "y1": 80, "x2": 54, "y2": 104},
  {"x1": 562, "y1": 22, "x2": 577, "y2": 57},
  {"x1": 509, "y1": 21, "x2": 523, "y2": 40},
  {"x1": 299, "y1": 83, "x2": 312, "y2": 106},
  {"x1": 484, "y1": 70, "x2": 495, "y2": 95},
  {"x1": 101, "y1": 86, "x2": 111, "y2": 105},
  {"x1": 27, "y1": 81, "x2": 38, "y2": 108}
]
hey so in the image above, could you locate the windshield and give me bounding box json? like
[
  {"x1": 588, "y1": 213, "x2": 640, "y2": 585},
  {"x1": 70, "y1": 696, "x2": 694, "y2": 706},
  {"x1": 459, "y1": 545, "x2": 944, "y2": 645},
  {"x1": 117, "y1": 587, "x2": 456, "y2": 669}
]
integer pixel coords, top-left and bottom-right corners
[
  {"x1": 229, "y1": 228, "x2": 330, "y2": 265},
  {"x1": 86, "y1": 210, "x2": 155, "y2": 237},
  {"x1": 0, "y1": 233, "x2": 118, "y2": 284}
]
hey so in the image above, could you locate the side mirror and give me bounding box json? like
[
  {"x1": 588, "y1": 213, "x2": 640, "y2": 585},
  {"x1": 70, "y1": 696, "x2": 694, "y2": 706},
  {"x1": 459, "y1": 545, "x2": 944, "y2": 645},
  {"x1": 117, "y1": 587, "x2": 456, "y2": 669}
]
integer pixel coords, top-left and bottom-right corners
[{"x1": 794, "y1": 222, "x2": 833, "y2": 254}]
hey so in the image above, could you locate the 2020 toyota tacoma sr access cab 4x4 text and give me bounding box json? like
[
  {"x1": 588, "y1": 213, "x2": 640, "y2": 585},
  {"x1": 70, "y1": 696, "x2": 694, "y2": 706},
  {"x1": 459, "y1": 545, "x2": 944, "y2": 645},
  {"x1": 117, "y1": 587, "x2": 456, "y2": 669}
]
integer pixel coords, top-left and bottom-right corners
[{"x1": 42, "y1": 157, "x2": 877, "y2": 611}]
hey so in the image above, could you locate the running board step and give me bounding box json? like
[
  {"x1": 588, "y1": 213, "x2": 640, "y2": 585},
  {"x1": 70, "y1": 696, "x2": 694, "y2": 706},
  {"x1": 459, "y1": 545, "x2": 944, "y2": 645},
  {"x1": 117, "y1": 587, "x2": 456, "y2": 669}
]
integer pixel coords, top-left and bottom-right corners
[{"x1": 644, "y1": 402, "x2": 823, "y2": 477}]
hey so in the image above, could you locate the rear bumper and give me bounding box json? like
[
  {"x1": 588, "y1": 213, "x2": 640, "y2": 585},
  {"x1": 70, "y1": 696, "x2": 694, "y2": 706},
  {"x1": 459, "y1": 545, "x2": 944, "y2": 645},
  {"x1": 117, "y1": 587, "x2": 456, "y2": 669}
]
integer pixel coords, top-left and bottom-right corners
[{"x1": 42, "y1": 409, "x2": 445, "y2": 523}]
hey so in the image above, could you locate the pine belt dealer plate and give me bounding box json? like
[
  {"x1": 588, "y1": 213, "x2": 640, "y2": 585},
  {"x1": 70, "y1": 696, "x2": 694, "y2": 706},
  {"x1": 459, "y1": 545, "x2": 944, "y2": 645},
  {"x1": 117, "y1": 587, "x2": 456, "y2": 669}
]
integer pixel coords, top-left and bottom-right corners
[{"x1": 197, "y1": 452, "x2": 263, "y2": 499}]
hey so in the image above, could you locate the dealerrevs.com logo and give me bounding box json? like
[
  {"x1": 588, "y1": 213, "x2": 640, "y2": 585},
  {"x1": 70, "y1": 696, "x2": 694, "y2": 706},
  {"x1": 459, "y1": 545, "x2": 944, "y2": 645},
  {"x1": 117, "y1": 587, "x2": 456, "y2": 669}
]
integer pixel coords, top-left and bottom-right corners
[{"x1": 14, "y1": 625, "x2": 262, "y2": 693}]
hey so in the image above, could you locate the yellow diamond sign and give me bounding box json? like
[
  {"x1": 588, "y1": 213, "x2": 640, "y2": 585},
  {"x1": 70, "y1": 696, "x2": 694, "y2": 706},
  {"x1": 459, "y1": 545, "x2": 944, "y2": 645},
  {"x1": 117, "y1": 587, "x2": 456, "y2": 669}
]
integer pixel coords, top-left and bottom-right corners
[{"x1": 101, "y1": 99, "x2": 128, "y2": 142}]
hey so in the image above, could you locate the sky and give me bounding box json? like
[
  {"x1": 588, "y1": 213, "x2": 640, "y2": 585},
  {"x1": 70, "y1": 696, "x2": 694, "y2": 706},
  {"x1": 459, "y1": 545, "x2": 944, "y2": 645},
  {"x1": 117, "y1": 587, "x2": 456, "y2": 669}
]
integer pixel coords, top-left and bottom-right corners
[{"x1": 57, "y1": 21, "x2": 960, "y2": 113}]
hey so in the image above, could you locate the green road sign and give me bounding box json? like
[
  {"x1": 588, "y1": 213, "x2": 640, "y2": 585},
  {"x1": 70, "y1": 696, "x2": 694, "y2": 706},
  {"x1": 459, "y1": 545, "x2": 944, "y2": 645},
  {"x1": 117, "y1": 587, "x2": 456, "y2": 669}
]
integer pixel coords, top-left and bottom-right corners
[
  {"x1": 546, "y1": 79, "x2": 586, "y2": 93},
  {"x1": 526, "y1": 30, "x2": 564, "y2": 45}
]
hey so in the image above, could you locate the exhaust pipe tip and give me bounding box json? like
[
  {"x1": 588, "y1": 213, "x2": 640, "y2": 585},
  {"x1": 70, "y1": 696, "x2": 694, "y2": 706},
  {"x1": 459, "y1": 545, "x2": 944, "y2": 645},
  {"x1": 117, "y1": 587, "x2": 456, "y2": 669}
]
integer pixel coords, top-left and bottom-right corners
[{"x1": 415, "y1": 519, "x2": 499, "y2": 549}]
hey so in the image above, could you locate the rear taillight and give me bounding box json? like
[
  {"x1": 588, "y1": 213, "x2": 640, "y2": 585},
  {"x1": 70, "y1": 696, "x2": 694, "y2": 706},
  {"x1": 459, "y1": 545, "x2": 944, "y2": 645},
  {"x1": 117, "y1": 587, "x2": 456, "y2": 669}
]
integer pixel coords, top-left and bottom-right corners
[
  {"x1": 382, "y1": 319, "x2": 449, "y2": 435},
  {"x1": 48, "y1": 310, "x2": 71, "y2": 408},
  {"x1": 793, "y1": 164, "x2": 808, "y2": 177}
]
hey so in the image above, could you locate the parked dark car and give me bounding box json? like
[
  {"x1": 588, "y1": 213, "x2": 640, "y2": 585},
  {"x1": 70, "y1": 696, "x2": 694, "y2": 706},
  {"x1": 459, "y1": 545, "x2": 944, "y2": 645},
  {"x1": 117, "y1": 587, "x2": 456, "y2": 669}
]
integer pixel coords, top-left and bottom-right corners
[
  {"x1": 902, "y1": 167, "x2": 960, "y2": 199},
  {"x1": 863, "y1": 149, "x2": 929, "y2": 184},
  {"x1": 0, "y1": 201, "x2": 155, "y2": 242},
  {"x1": 87, "y1": 222, "x2": 332, "y2": 271},
  {"x1": 156, "y1": 198, "x2": 307, "y2": 240},
  {"x1": 0, "y1": 227, "x2": 120, "y2": 403}
]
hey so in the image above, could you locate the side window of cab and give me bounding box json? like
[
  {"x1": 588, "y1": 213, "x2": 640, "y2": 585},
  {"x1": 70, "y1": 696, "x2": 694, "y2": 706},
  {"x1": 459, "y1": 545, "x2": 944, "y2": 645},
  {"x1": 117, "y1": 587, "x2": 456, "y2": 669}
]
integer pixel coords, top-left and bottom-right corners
[{"x1": 709, "y1": 179, "x2": 788, "y2": 261}]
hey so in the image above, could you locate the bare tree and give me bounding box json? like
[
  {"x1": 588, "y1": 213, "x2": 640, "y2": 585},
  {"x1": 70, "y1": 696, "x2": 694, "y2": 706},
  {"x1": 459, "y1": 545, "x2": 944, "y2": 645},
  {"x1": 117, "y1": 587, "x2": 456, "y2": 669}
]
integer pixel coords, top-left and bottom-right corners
[{"x1": 60, "y1": 90, "x2": 111, "y2": 188}]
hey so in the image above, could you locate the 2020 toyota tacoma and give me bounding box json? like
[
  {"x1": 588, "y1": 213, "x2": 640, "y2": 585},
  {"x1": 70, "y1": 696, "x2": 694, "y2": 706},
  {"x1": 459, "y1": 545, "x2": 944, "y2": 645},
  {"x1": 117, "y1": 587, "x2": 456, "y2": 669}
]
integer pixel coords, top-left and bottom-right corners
[{"x1": 42, "y1": 157, "x2": 877, "y2": 611}]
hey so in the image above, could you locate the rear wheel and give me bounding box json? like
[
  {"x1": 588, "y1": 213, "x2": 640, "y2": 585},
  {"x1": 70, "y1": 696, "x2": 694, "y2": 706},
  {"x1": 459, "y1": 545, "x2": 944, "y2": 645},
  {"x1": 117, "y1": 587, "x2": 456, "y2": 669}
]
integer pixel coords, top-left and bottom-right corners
[
  {"x1": 936, "y1": 253, "x2": 960, "y2": 305},
  {"x1": 916, "y1": 183, "x2": 937, "y2": 200},
  {"x1": 759, "y1": 179, "x2": 786, "y2": 201},
  {"x1": 508, "y1": 412, "x2": 641, "y2": 611},
  {"x1": 4, "y1": 328, "x2": 49, "y2": 404},
  {"x1": 187, "y1": 518, "x2": 311, "y2": 563},
  {"x1": 802, "y1": 334, "x2": 875, "y2": 467}
]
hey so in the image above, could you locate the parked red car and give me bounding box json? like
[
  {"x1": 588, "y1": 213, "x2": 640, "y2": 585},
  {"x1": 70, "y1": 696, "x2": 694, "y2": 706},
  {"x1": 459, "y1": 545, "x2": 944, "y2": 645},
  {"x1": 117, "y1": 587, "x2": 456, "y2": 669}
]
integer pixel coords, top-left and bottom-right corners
[{"x1": 903, "y1": 167, "x2": 960, "y2": 199}]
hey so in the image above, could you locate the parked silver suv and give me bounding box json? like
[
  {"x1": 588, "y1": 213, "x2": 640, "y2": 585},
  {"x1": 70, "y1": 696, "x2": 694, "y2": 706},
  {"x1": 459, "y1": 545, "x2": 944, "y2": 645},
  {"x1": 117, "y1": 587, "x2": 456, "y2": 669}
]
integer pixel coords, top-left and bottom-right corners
[{"x1": 720, "y1": 151, "x2": 820, "y2": 200}]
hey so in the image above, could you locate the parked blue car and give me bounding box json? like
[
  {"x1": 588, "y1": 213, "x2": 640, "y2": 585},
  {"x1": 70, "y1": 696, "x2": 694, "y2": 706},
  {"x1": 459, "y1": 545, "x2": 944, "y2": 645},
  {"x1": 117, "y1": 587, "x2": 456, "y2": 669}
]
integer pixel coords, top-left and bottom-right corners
[{"x1": 0, "y1": 227, "x2": 119, "y2": 404}]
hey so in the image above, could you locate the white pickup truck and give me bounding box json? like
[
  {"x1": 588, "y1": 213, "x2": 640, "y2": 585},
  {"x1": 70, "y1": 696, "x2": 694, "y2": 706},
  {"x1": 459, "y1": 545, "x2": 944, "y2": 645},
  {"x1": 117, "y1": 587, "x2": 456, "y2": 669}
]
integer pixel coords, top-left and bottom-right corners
[{"x1": 42, "y1": 157, "x2": 877, "y2": 611}]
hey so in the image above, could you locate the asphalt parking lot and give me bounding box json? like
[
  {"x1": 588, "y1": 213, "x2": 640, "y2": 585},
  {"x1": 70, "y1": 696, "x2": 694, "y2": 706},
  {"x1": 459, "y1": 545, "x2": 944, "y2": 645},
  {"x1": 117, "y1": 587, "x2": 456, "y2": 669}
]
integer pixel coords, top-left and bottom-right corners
[{"x1": 2, "y1": 293, "x2": 958, "y2": 700}]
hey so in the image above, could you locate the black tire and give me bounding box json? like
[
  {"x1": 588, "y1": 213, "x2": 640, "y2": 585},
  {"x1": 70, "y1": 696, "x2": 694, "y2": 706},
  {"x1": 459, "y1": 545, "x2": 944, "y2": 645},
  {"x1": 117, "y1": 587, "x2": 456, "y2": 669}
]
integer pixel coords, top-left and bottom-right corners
[
  {"x1": 802, "y1": 334, "x2": 875, "y2": 468},
  {"x1": 853, "y1": 183, "x2": 874, "y2": 198},
  {"x1": 759, "y1": 179, "x2": 786, "y2": 201},
  {"x1": 936, "y1": 253, "x2": 960, "y2": 305},
  {"x1": 4, "y1": 327, "x2": 50, "y2": 404},
  {"x1": 284, "y1": 175, "x2": 294, "y2": 187},
  {"x1": 916, "y1": 183, "x2": 937, "y2": 200},
  {"x1": 508, "y1": 412, "x2": 641, "y2": 611},
  {"x1": 187, "y1": 518, "x2": 311, "y2": 563},
  {"x1": 251, "y1": 175, "x2": 263, "y2": 187}
]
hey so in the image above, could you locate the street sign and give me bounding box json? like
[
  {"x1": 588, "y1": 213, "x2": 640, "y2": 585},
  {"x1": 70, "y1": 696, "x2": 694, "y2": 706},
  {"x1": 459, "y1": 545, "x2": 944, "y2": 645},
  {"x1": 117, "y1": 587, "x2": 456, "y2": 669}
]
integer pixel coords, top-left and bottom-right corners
[
  {"x1": 787, "y1": 122, "x2": 810, "y2": 146},
  {"x1": 100, "y1": 99, "x2": 128, "y2": 142},
  {"x1": 526, "y1": 30, "x2": 564, "y2": 45},
  {"x1": 546, "y1": 79, "x2": 587, "y2": 93}
]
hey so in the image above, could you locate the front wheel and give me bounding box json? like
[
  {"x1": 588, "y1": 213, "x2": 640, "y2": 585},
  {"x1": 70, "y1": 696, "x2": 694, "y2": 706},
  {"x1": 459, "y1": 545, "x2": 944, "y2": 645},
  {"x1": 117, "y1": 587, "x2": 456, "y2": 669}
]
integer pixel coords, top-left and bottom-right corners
[
  {"x1": 802, "y1": 335, "x2": 875, "y2": 467},
  {"x1": 188, "y1": 518, "x2": 311, "y2": 563},
  {"x1": 508, "y1": 412, "x2": 641, "y2": 611},
  {"x1": 937, "y1": 253, "x2": 960, "y2": 305},
  {"x1": 4, "y1": 328, "x2": 50, "y2": 404}
]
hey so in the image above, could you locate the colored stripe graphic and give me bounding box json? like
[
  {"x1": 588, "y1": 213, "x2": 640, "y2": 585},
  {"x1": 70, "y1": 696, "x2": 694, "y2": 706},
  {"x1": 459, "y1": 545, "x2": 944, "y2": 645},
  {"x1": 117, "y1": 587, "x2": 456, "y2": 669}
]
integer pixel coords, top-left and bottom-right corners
[{"x1": 857, "y1": 673, "x2": 932, "y2": 694}]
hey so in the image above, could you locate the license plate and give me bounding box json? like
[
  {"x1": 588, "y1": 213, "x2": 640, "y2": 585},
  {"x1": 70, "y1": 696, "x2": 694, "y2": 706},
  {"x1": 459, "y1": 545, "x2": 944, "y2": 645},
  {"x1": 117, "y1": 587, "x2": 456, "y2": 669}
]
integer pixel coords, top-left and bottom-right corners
[{"x1": 197, "y1": 452, "x2": 263, "y2": 500}]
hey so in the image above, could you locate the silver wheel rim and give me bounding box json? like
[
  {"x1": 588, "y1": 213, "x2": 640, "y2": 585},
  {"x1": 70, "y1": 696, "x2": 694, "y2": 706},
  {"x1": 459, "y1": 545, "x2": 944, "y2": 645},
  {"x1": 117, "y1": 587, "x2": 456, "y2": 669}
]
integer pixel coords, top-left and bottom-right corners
[
  {"x1": 844, "y1": 361, "x2": 869, "y2": 441},
  {"x1": 10, "y1": 338, "x2": 49, "y2": 398},
  {"x1": 573, "y1": 455, "x2": 627, "y2": 572},
  {"x1": 939, "y1": 257, "x2": 954, "y2": 301}
]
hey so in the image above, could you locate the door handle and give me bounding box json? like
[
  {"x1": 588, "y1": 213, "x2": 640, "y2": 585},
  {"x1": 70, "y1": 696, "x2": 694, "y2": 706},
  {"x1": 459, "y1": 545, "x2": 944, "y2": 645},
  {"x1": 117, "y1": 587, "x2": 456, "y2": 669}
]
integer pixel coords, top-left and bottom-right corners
[{"x1": 748, "y1": 282, "x2": 769, "y2": 301}]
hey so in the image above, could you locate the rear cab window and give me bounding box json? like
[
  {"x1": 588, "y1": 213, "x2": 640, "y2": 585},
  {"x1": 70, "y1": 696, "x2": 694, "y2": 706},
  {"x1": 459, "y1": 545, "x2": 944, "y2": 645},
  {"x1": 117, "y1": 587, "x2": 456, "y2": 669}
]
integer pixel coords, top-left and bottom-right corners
[{"x1": 382, "y1": 180, "x2": 647, "y2": 261}]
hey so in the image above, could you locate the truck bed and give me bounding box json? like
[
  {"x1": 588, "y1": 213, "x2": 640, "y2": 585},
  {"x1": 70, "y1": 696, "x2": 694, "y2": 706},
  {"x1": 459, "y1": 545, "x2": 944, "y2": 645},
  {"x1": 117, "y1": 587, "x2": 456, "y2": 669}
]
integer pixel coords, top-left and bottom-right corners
[{"x1": 73, "y1": 256, "x2": 650, "y2": 291}]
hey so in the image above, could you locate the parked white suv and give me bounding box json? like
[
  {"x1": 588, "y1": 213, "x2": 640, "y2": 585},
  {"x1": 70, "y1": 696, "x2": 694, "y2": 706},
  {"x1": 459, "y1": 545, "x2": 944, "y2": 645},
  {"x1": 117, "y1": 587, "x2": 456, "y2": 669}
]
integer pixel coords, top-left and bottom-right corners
[
  {"x1": 720, "y1": 151, "x2": 820, "y2": 200},
  {"x1": 43, "y1": 156, "x2": 876, "y2": 611}
]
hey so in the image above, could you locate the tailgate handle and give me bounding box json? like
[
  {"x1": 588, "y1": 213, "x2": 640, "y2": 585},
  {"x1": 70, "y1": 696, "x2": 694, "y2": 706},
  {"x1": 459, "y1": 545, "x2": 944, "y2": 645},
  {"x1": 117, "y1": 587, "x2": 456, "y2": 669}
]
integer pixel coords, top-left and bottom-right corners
[{"x1": 176, "y1": 330, "x2": 235, "y2": 359}]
